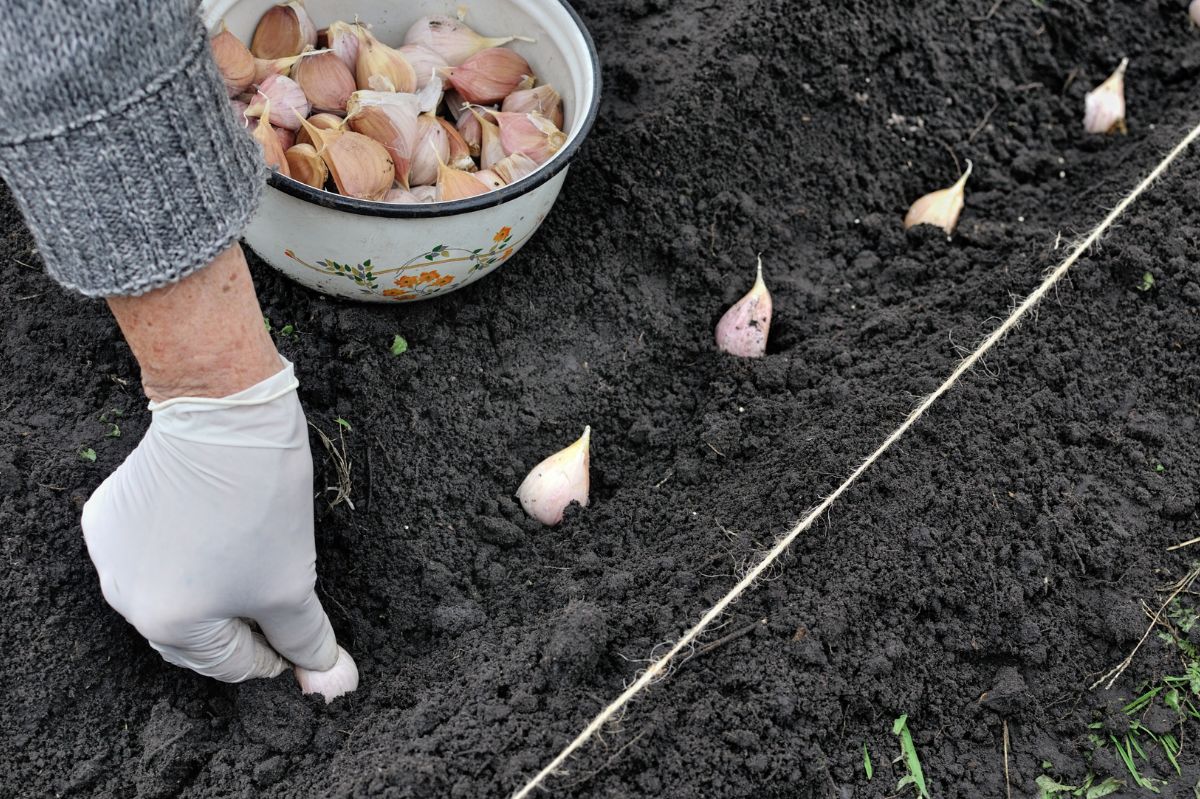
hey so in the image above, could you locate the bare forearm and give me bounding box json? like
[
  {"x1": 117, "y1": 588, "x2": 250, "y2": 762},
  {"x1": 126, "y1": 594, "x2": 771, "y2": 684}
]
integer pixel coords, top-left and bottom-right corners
[{"x1": 107, "y1": 244, "x2": 281, "y2": 403}]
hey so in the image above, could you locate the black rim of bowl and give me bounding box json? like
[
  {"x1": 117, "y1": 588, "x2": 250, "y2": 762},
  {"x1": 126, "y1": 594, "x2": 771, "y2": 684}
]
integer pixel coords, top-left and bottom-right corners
[{"x1": 266, "y1": 0, "x2": 602, "y2": 218}]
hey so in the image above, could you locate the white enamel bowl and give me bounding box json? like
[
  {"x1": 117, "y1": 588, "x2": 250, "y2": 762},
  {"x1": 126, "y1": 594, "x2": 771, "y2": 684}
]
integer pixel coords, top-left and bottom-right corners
[{"x1": 201, "y1": 0, "x2": 599, "y2": 302}]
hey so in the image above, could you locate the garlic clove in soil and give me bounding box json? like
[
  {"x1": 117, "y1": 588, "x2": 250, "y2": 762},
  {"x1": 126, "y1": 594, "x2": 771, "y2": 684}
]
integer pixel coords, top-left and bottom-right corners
[
  {"x1": 1192, "y1": 0, "x2": 1200, "y2": 26},
  {"x1": 404, "y1": 15, "x2": 526, "y2": 66},
  {"x1": 292, "y1": 48, "x2": 356, "y2": 114},
  {"x1": 409, "y1": 112, "x2": 450, "y2": 187},
  {"x1": 493, "y1": 152, "x2": 539, "y2": 185},
  {"x1": 438, "y1": 116, "x2": 477, "y2": 172},
  {"x1": 211, "y1": 28, "x2": 256, "y2": 97},
  {"x1": 517, "y1": 427, "x2": 591, "y2": 526},
  {"x1": 1084, "y1": 58, "x2": 1129, "y2": 135},
  {"x1": 439, "y1": 48, "x2": 533, "y2": 105},
  {"x1": 715, "y1": 257, "x2": 772, "y2": 358},
  {"x1": 354, "y1": 26, "x2": 417, "y2": 93},
  {"x1": 346, "y1": 90, "x2": 420, "y2": 188},
  {"x1": 294, "y1": 645, "x2": 359, "y2": 703},
  {"x1": 245, "y1": 73, "x2": 310, "y2": 131},
  {"x1": 491, "y1": 110, "x2": 566, "y2": 165},
  {"x1": 502, "y1": 84, "x2": 564, "y2": 130},
  {"x1": 285, "y1": 143, "x2": 328, "y2": 187},
  {"x1": 903, "y1": 160, "x2": 972, "y2": 235},
  {"x1": 251, "y1": 1, "x2": 318, "y2": 59}
]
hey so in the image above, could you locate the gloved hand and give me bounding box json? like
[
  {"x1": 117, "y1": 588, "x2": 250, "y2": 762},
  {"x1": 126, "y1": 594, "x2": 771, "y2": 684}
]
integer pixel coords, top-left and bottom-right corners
[{"x1": 81, "y1": 359, "x2": 354, "y2": 694}]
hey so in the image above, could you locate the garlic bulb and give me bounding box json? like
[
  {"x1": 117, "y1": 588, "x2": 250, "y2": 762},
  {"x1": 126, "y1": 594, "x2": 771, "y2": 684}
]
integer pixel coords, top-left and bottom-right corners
[
  {"x1": 245, "y1": 74, "x2": 310, "y2": 131},
  {"x1": 211, "y1": 28, "x2": 255, "y2": 97},
  {"x1": 715, "y1": 258, "x2": 772, "y2": 358},
  {"x1": 285, "y1": 143, "x2": 328, "y2": 187},
  {"x1": 326, "y1": 21, "x2": 361, "y2": 71},
  {"x1": 473, "y1": 108, "x2": 505, "y2": 170},
  {"x1": 292, "y1": 49, "x2": 356, "y2": 114},
  {"x1": 251, "y1": 1, "x2": 317, "y2": 59},
  {"x1": 410, "y1": 113, "x2": 450, "y2": 186},
  {"x1": 904, "y1": 160, "x2": 971, "y2": 234},
  {"x1": 354, "y1": 26, "x2": 417, "y2": 93},
  {"x1": 346, "y1": 90, "x2": 420, "y2": 188},
  {"x1": 294, "y1": 646, "x2": 359, "y2": 703},
  {"x1": 250, "y1": 99, "x2": 290, "y2": 175},
  {"x1": 404, "y1": 15, "x2": 525, "y2": 66},
  {"x1": 493, "y1": 152, "x2": 539, "y2": 185},
  {"x1": 474, "y1": 169, "x2": 506, "y2": 190},
  {"x1": 517, "y1": 427, "x2": 591, "y2": 526},
  {"x1": 492, "y1": 110, "x2": 566, "y2": 165},
  {"x1": 438, "y1": 117, "x2": 477, "y2": 172},
  {"x1": 1084, "y1": 58, "x2": 1128, "y2": 135},
  {"x1": 298, "y1": 114, "x2": 394, "y2": 200},
  {"x1": 399, "y1": 44, "x2": 449, "y2": 90},
  {"x1": 502, "y1": 84, "x2": 564, "y2": 130},
  {"x1": 440, "y1": 48, "x2": 533, "y2": 105}
]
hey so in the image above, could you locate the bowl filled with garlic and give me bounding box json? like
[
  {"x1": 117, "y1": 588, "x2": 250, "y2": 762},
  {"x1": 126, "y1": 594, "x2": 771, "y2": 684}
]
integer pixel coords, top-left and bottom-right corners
[{"x1": 202, "y1": 0, "x2": 600, "y2": 302}]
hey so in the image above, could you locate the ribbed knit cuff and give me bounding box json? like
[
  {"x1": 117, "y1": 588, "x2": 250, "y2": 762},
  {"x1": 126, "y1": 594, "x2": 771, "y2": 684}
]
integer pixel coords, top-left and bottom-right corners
[{"x1": 0, "y1": 24, "x2": 266, "y2": 298}]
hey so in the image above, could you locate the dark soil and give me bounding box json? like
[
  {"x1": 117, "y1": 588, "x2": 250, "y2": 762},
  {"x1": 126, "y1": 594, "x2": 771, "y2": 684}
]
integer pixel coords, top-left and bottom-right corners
[{"x1": 4, "y1": 0, "x2": 1200, "y2": 796}]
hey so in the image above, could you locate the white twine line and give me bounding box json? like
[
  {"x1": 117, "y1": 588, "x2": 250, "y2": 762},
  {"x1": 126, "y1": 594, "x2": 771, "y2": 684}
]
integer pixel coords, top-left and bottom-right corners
[{"x1": 511, "y1": 117, "x2": 1200, "y2": 799}]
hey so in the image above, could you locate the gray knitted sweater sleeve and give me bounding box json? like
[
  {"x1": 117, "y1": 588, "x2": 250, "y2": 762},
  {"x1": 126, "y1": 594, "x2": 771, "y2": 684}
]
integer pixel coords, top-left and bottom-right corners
[{"x1": 0, "y1": 0, "x2": 265, "y2": 297}]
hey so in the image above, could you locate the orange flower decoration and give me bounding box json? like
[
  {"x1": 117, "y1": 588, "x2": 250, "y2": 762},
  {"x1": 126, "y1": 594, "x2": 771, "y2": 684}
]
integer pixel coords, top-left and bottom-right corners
[
  {"x1": 504, "y1": 248, "x2": 514, "y2": 259},
  {"x1": 418, "y1": 270, "x2": 440, "y2": 284},
  {"x1": 382, "y1": 288, "x2": 414, "y2": 299},
  {"x1": 394, "y1": 275, "x2": 419, "y2": 289},
  {"x1": 434, "y1": 275, "x2": 454, "y2": 287},
  {"x1": 494, "y1": 226, "x2": 512, "y2": 242}
]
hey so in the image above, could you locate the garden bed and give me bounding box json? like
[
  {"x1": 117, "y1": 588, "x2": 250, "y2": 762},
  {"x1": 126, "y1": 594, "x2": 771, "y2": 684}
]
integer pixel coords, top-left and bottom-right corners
[{"x1": 3, "y1": 0, "x2": 1200, "y2": 796}]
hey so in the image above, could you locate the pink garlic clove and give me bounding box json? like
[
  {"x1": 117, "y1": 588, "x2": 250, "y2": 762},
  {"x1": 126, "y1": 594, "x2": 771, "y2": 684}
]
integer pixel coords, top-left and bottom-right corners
[
  {"x1": 715, "y1": 257, "x2": 772, "y2": 359},
  {"x1": 517, "y1": 427, "x2": 591, "y2": 526}
]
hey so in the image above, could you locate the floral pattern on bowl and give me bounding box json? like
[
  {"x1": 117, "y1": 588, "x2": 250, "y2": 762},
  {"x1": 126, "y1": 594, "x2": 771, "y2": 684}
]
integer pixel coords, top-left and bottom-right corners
[{"x1": 282, "y1": 225, "x2": 528, "y2": 302}]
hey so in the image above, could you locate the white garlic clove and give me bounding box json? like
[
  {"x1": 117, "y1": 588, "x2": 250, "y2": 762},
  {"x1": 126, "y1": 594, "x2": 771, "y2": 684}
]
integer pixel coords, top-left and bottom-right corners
[
  {"x1": 903, "y1": 160, "x2": 972, "y2": 234},
  {"x1": 399, "y1": 44, "x2": 449, "y2": 90},
  {"x1": 294, "y1": 646, "x2": 359, "y2": 703},
  {"x1": 517, "y1": 427, "x2": 591, "y2": 526},
  {"x1": 409, "y1": 113, "x2": 449, "y2": 187},
  {"x1": 326, "y1": 20, "x2": 361, "y2": 71},
  {"x1": 1191, "y1": 0, "x2": 1200, "y2": 26},
  {"x1": 1084, "y1": 58, "x2": 1128, "y2": 135},
  {"x1": 715, "y1": 257, "x2": 772, "y2": 358}
]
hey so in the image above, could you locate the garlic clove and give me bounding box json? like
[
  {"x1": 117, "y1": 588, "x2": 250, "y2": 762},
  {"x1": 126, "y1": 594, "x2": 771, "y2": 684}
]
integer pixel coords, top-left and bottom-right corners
[
  {"x1": 1192, "y1": 0, "x2": 1200, "y2": 26},
  {"x1": 410, "y1": 185, "x2": 438, "y2": 203},
  {"x1": 472, "y1": 107, "x2": 506, "y2": 170},
  {"x1": 456, "y1": 106, "x2": 484, "y2": 156},
  {"x1": 435, "y1": 145, "x2": 489, "y2": 201},
  {"x1": 517, "y1": 427, "x2": 591, "y2": 526},
  {"x1": 251, "y1": 1, "x2": 317, "y2": 59},
  {"x1": 1084, "y1": 58, "x2": 1129, "y2": 135},
  {"x1": 440, "y1": 48, "x2": 533, "y2": 105},
  {"x1": 285, "y1": 143, "x2": 328, "y2": 187},
  {"x1": 492, "y1": 152, "x2": 539, "y2": 185},
  {"x1": 416, "y1": 74, "x2": 445, "y2": 115},
  {"x1": 211, "y1": 28, "x2": 256, "y2": 97},
  {"x1": 245, "y1": 73, "x2": 310, "y2": 131},
  {"x1": 296, "y1": 111, "x2": 343, "y2": 147},
  {"x1": 354, "y1": 26, "x2": 417, "y2": 93},
  {"x1": 474, "y1": 169, "x2": 506, "y2": 190},
  {"x1": 502, "y1": 83, "x2": 564, "y2": 130},
  {"x1": 904, "y1": 160, "x2": 971, "y2": 234},
  {"x1": 385, "y1": 187, "x2": 419, "y2": 203},
  {"x1": 298, "y1": 112, "x2": 394, "y2": 199},
  {"x1": 253, "y1": 54, "x2": 303, "y2": 84},
  {"x1": 443, "y1": 89, "x2": 471, "y2": 121},
  {"x1": 346, "y1": 90, "x2": 420, "y2": 188},
  {"x1": 398, "y1": 44, "x2": 449, "y2": 90},
  {"x1": 409, "y1": 113, "x2": 450, "y2": 187},
  {"x1": 492, "y1": 110, "x2": 566, "y2": 165},
  {"x1": 715, "y1": 257, "x2": 772, "y2": 359},
  {"x1": 403, "y1": 15, "x2": 529, "y2": 66},
  {"x1": 251, "y1": 99, "x2": 291, "y2": 175},
  {"x1": 294, "y1": 645, "x2": 359, "y2": 703},
  {"x1": 326, "y1": 21, "x2": 361, "y2": 71},
  {"x1": 292, "y1": 48, "x2": 356, "y2": 114},
  {"x1": 438, "y1": 116, "x2": 477, "y2": 172},
  {"x1": 274, "y1": 125, "x2": 296, "y2": 151}
]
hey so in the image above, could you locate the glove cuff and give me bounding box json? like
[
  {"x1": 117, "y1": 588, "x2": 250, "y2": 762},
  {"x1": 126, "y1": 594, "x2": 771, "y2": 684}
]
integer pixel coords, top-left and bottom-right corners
[{"x1": 148, "y1": 358, "x2": 299, "y2": 413}]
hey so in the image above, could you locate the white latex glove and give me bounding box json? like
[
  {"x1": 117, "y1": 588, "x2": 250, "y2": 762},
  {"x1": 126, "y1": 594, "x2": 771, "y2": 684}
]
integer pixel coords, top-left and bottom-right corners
[{"x1": 81, "y1": 359, "x2": 353, "y2": 692}]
